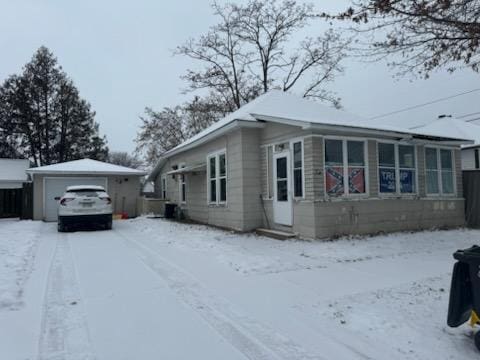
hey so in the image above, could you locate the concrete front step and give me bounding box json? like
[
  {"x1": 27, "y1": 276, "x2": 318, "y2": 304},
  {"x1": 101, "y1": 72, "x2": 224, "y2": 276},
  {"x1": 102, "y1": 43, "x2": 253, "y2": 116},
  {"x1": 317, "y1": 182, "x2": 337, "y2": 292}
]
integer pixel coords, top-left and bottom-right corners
[{"x1": 256, "y1": 228, "x2": 296, "y2": 240}]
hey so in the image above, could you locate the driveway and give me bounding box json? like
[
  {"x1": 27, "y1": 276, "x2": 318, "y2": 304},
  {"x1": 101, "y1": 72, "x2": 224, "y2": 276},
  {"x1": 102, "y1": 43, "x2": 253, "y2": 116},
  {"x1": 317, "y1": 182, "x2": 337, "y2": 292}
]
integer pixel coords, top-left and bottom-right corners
[{"x1": 0, "y1": 218, "x2": 478, "y2": 359}]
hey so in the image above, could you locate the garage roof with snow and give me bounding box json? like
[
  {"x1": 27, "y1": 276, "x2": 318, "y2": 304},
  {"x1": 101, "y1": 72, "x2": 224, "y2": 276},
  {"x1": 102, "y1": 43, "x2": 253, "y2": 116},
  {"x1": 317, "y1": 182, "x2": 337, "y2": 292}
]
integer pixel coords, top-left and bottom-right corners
[{"x1": 26, "y1": 159, "x2": 147, "y2": 176}]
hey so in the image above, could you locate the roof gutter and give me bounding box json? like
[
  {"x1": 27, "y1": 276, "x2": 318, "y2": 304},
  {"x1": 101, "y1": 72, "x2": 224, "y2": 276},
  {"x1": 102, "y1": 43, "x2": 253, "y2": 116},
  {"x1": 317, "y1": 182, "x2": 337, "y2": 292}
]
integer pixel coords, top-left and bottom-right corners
[
  {"x1": 163, "y1": 120, "x2": 264, "y2": 158},
  {"x1": 148, "y1": 119, "x2": 264, "y2": 180},
  {"x1": 26, "y1": 170, "x2": 147, "y2": 176},
  {"x1": 252, "y1": 114, "x2": 472, "y2": 144}
]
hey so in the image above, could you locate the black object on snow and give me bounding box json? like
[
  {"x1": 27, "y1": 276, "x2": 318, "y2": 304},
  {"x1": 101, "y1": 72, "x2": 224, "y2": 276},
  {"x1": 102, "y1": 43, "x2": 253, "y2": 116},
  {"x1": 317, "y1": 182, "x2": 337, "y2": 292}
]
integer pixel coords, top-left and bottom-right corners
[
  {"x1": 447, "y1": 245, "x2": 480, "y2": 351},
  {"x1": 164, "y1": 203, "x2": 177, "y2": 219}
]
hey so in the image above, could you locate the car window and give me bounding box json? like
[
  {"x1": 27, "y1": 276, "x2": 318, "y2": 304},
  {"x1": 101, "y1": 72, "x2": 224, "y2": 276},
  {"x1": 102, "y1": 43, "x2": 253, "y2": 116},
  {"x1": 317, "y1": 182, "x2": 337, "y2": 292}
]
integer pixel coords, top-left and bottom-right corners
[{"x1": 66, "y1": 189, "x2": 104, "y2": 197}]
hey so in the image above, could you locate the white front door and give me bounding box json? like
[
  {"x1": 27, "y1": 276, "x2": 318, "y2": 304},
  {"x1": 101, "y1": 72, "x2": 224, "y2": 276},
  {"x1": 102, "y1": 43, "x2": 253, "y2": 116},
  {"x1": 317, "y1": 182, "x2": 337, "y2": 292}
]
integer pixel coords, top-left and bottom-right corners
[{"x1": 273, "y1": 152, "x2": 292, "y2": 226}]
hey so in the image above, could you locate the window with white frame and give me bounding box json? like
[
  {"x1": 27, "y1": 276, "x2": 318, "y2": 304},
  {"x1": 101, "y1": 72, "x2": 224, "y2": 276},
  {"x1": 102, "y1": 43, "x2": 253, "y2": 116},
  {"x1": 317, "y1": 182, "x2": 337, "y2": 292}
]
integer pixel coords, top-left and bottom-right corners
[
  {"x1": 378, "y1": 143, "x2": 416, "y2": 194},
  {"x1": 208, "y1": 152, "x2": 227, "y2": 204},
  {"x1": 378, "y1": 143, "x2": 396, "y2": 193},
  {"x1": 399, "y1": 145, "x2": 416, "y2": 193},
  {"x1": 161, "y1": 175, "x2": 167, "y2": 199},
  {"x1": 325, "y1": 139, "x2": 366, "y2": 196},
  {"x1": 426, "y1": 147, "x2": 454, "y2": 195},
  {"x1": 292, "y1": 141, "x2": 303, "y2": 197},
  {"x1": 178, "y1": 165, "x2": 186, "y2": 203}
]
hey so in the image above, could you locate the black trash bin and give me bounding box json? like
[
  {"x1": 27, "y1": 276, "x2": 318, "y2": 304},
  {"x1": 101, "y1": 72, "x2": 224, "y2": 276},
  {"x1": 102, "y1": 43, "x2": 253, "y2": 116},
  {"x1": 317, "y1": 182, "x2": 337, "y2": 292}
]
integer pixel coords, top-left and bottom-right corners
[
  {"x1": 164, "y1": 203, "x2": 177, "y2": 219},
  {"x1": 447, "y1": 245, "x2": 480, "y2": 350}
]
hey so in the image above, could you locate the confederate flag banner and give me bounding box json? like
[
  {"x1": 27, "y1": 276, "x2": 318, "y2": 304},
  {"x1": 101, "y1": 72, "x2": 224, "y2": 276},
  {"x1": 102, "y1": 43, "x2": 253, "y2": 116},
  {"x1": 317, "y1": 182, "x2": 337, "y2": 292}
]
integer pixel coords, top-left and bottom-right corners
[
  {"x1": 348, "y1": 167, "x2": 365, "y2": 194},
  {"x1": 326, "y1": 166, "x2": 344, "y2": 195}
]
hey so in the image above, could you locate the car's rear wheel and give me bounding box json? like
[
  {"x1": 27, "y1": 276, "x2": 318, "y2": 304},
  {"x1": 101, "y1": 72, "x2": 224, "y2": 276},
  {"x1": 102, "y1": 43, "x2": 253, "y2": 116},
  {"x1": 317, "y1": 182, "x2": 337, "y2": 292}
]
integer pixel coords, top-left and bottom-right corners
[
  {"x1": 105, "y1": 220, "x2": 112, "y2": 230},
  {"x1": 58, "y1": 221, "x2": 66, "y2": 232}
]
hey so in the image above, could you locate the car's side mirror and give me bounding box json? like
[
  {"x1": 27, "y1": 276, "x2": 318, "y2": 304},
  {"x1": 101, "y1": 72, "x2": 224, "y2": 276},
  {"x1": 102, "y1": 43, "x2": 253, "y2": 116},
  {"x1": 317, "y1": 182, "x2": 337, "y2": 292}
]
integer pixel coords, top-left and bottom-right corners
[{"x1": 54, "y1": 196, "x2": 61, "y2": 201}]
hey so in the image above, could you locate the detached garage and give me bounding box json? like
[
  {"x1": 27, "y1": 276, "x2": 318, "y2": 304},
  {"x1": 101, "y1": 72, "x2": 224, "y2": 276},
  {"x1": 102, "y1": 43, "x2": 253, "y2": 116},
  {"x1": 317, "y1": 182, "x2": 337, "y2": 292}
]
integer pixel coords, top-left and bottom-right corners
[{"x1": 27, "y1": 159, "x2": 147, "y2": 221}]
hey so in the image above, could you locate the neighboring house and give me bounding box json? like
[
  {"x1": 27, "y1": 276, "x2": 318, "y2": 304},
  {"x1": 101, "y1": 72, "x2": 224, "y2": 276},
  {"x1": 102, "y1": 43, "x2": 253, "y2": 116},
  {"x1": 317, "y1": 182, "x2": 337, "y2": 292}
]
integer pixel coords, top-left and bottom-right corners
[
  {"x1": 0, "y1": 158, "x2": 30, "y2": 218},
  {"x1": 415, "y1": 117, "x2": 480, "y2": 229},
  {"x1": 26, "y1": 158, "x2": 147, "y2": 221},
  {"x1": 413, "y1": 116, "x2": 480, "y2": 170},
  {"x1": 148, "y1": 91, "x2": 470, "y2": 239},
  {"x1": 0, "y1": 158, "x2": 30, "y2": 189}
]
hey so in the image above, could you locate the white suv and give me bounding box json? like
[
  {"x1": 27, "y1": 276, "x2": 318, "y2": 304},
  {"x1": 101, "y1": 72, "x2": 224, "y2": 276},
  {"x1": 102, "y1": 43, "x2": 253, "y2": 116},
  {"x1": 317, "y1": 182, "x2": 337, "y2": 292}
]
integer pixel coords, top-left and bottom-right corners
[{"x1": 58, "y1": 185, "x2": 113, "y2": 232}]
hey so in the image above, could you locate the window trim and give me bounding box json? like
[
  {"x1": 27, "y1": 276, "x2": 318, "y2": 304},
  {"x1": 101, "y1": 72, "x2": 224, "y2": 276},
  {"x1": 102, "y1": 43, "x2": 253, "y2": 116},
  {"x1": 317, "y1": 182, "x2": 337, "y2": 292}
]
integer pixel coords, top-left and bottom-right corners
[
  {"x1": 424, "y1": 146, "x2": 456, "y2": 197},
  {"x1": 206, "y1": 149, "x2": 227, "y2": 205},
  {"x1": 265, "y1": 145, "x2": 274, "y2": 199},
  {"x1": 323, "y1": 136, "x2": 369, "y2": 198},
  {"x1": 161, "y1": 175, "x2": 167, "y2": 200},
  {"x1": 377, "y1": 141, "x2": 418, "y2": 197},
  {"x1": 178, "y1": 163, "x2": 186, "y2": 204},
  {"x1": 290, "y1": 138, "x2": 305, "y2": 199}
]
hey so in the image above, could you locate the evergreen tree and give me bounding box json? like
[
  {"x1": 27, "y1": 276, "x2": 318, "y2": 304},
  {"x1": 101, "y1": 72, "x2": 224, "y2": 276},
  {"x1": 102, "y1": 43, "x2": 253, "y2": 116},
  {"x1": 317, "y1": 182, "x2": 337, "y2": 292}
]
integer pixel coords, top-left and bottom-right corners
[{"x1": 0, "y1": 46, "x2": 108, "y2": 166}]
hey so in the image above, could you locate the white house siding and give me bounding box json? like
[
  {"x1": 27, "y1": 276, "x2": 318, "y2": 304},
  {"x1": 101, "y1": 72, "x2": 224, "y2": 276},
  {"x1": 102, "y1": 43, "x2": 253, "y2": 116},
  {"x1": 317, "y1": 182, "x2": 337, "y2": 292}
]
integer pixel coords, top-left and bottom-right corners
[
  {"x1": 258, "y1": 125, "x2": 465, "y2": 239},
  {"x1": 240, "y1": 128, "x2": 264, "y2": 230},
  {"x1": 313, "y1": 198, "x2": 464, "y2": 239},
  {"x1": 367, "y1": 140, "x2": 379, "y2": 197},
  {"x1": 417, "y1": 145, "x2": 426, "y2": 197},
  {"x1": 155, "y1": 128, "x2": 263, "y2": 232},
  {"x1": 153, "y1": 121, "x2": 465, "y2": 239},
  {"x1": 260, "y1": 122, "x2": 307, "y2": 145}
]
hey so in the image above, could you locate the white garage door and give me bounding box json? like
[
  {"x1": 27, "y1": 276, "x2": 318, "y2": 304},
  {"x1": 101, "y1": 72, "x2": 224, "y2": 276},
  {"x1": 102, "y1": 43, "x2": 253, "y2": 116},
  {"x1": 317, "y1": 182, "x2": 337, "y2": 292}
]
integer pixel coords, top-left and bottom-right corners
[{"x1": 44, "y1": 177, "x2": 107, "y2": 222}]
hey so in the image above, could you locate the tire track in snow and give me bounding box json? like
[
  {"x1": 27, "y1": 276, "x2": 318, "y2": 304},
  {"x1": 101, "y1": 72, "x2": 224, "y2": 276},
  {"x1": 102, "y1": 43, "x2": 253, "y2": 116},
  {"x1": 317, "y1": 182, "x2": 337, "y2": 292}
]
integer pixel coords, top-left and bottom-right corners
[
  {"x1": 37, "y1": 234, "x2": 96, "y2": 360},
  {"x1": 118, "y1": 230, "x2": 325, "y2": 360}
]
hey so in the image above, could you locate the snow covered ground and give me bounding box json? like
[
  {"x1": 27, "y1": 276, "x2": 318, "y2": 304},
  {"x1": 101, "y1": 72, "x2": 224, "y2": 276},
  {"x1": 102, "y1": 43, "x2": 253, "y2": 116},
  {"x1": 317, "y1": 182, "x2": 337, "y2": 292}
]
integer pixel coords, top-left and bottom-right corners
[
  {"x1": 0, "y1": 217, "x2": 479, "y2": 359},
  {"x1": 0, "y1": 219, "x2": 42, "y2": 310}
]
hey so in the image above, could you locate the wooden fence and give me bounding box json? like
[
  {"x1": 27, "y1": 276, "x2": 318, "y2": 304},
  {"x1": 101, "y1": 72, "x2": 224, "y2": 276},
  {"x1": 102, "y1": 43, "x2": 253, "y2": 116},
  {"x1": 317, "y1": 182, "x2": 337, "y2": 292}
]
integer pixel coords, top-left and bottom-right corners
[
  {"x1": 0, "y1": 183, "x2": 33, "y2": 219},
  {"x1": 464, "y1": 170, "x2": 480, "y2": 228}
]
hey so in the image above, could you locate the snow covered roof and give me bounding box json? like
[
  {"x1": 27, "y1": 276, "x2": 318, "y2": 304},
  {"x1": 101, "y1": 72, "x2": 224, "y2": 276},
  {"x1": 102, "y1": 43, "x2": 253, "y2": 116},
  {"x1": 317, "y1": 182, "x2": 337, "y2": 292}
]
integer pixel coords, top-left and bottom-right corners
[
  {"x1": 167, "y1": 91, "x2": 473, "y2": 156},
  {"x1": 412, "y1": 117, "x2": 480, "y2": 149},
  {"x1": 0, "y1": 159, "x2": 30, "y2": 182},
  {"x1": 149, "y1": 90, "x2": 472, "y2": 180},
  {"x1": 164, "y1": 90, "x2": 364, "y2": 156},
  {"x1": 27, "y1": 159, "x2": 147, "y2": 176}
]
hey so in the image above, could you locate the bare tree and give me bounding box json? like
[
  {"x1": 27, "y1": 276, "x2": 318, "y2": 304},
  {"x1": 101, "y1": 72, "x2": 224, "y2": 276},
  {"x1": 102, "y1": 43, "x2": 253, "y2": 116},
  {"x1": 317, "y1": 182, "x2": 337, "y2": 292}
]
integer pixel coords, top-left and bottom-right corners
[
  {"x1": 135, "y1": 106, "x2": 187, "y2": 164},
  {"x1": 137, "y1": 0, "x2": 349, "y2": 163},
  {"x1": 176, "y1": 0, "x2": 348, "y2": 109},
  {"x1": 322, "y1": 0, "x2": 480, "y2": 77},
  {"x1": 135, "y1": 95, "x2": 229, "y2": 164},
  {"x1": 107, "y1": 151, "x2": 143, "y2": 169},
  {"x1": 183, "y1": 95, "x2": 230, "y2": 134}
]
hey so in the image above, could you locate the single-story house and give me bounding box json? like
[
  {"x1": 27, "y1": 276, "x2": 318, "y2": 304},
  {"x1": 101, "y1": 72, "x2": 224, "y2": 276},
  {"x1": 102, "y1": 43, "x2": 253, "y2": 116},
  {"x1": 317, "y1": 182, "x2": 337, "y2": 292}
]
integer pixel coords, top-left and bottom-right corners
[
  {"x1": 27, "y1": 158, "x2": 147, "y2": 221},
  {"x1": 413, "y1": 116, "x2": 480, "y2": 170},
  {"x1": 148, "y1": 90, "x2": 471, "y2": 239},
  {"x1": 0, "y1": 158, "x2": 30, "y2": 218}
]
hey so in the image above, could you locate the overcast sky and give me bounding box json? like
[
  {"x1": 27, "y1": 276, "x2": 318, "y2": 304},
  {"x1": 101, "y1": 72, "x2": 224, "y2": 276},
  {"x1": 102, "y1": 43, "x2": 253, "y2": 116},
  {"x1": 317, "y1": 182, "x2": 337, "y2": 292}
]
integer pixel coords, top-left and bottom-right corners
[{"x1": 1, "y1": 0, "x2": 479, "y2": 153}]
